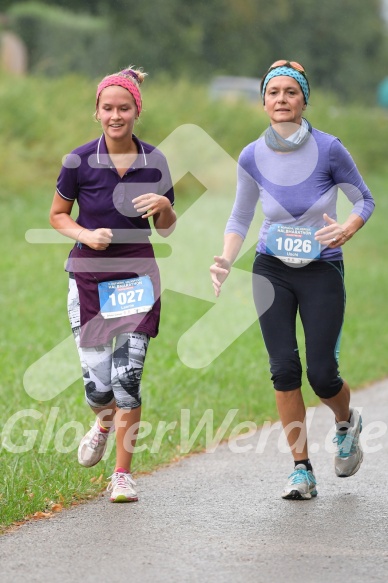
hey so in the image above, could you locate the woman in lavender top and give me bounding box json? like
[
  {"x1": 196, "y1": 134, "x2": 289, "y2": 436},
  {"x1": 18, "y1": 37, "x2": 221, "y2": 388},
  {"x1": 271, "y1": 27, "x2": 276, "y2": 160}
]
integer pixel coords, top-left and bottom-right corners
[
  {"x1": 50, "y1": 66, "x2": 176, "y2": 502},
  {"x1": 210, "y1": 60, "x2": 375, "y2": 500}
]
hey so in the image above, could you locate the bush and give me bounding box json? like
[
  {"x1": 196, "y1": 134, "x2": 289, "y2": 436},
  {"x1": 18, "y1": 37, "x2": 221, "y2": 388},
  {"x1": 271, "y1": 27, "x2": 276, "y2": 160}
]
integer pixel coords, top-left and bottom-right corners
[{"x1": 0, "y1": 73, "x2": 386, "y2": 196}]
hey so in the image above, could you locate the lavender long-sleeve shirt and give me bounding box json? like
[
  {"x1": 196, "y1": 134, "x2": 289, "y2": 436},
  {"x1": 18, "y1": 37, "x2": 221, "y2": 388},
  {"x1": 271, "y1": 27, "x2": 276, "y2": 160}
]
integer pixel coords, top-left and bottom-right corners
[{"x1": 225, "y1": 127, "x2": 375, "y2": 260}]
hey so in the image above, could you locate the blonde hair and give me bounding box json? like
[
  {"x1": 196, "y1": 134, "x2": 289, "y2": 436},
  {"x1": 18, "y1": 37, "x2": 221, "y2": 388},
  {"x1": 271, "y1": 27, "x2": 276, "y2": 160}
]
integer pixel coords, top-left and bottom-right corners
[
  {"x1": 107, "y1": 65, "x2": 147, "y2": 86},
  {"x1": 95, "y1": 65, "x2": 147, "y2": 119}
]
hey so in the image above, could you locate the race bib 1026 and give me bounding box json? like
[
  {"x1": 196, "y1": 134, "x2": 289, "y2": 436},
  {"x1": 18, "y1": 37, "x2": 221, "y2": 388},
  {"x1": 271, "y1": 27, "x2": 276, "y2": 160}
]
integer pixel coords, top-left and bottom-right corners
[
  {"x1": 266, "y1": 224, "x2": 321, "y2": 264},
  {"x1": 98, "y1": 275, "x2": 154, "y2": 319}
]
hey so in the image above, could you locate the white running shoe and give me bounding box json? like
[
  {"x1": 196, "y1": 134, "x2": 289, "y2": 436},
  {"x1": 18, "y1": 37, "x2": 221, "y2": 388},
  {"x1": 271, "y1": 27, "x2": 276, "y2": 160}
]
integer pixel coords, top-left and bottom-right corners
[
  {"x1": 334, "y1": 408, "x2": 363, "y2": 477},
  {"x1": 107, "y1": 472, "x2": 138, "y2": 503},
  {"x1": 281, "y1": 464, "x2": 318, "y2": 500},
  {"x1": 78, "y1": 419, "x2": 112, "y2": 468}
]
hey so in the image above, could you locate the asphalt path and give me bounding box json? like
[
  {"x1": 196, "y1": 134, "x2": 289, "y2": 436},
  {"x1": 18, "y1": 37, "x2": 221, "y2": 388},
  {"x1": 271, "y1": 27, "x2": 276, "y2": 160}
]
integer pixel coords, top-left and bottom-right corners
[{"x1": 1, "y1": 379, "x2": 387, "y2": 583}]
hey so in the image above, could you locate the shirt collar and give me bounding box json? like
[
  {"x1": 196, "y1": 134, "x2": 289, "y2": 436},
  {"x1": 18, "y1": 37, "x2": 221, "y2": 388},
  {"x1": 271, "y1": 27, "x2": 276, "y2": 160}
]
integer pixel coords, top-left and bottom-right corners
[{"x1": 96, "y1": 133, "x2": 147, "y2": 169}]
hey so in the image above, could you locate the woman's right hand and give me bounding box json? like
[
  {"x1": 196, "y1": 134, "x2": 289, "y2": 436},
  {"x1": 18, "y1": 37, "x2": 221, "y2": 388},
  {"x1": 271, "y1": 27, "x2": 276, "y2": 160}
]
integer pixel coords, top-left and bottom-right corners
[
  {"x1": 210, "y1": 256, "x2": 231, "y2": 297},
  {"x1": 79, "y1": 228, "x2": 113, "y2": 250}
]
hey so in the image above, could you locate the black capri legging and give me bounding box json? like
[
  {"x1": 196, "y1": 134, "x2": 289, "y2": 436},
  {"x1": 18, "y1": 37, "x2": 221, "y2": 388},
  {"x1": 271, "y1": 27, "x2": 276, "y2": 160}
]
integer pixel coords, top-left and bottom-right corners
[{"x1": 252, "y1": 254, "x2": 346, "y2": 399}]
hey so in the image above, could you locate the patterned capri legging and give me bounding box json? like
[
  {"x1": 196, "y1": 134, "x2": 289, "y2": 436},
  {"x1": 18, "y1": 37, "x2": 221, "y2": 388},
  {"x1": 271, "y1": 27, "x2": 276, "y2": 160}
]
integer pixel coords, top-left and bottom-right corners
[{"x1": 67, "y1": 277, "x2": 149, "y2": 410}]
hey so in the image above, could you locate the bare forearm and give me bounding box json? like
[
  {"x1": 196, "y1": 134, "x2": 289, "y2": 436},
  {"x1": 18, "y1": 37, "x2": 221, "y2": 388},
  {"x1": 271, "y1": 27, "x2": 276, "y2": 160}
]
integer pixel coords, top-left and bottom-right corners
[
  {"x1": 49, "y1": 212, "x2": 86, "y2": 242},
  {"x1": 154, "y1": 206, "x2": 177, "y2": 237},
  {"x1": 49, "y1": 197, "x2": 112, "y2": 250}
]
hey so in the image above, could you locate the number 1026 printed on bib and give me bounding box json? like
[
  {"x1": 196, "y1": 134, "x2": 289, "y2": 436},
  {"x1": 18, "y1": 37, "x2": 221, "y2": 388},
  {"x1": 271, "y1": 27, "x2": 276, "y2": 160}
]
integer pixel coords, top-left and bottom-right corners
[{"x1": 266, "y1": 224, "x2": 321, "y2": 264}]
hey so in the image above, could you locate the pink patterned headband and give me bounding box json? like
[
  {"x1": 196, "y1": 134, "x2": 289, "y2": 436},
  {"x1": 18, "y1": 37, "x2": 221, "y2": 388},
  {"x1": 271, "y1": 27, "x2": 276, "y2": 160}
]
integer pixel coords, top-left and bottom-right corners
[{"x1": 96, "y1": 76, "x2": 142, "y2": 114}]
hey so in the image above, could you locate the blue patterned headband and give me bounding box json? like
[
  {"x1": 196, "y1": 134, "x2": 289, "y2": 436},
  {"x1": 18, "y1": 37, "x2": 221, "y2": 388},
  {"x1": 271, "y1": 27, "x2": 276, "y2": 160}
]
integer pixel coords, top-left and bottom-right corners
[{"x1": 261, "y1": 66, "x2": 310, "y2": 104}]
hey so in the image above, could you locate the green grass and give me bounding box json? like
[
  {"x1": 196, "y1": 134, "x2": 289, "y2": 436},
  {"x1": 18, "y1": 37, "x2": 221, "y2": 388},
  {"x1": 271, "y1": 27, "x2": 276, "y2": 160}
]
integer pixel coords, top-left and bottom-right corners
[{"x1": 0, "y1": 74, "x2": 387, "y2": 532}]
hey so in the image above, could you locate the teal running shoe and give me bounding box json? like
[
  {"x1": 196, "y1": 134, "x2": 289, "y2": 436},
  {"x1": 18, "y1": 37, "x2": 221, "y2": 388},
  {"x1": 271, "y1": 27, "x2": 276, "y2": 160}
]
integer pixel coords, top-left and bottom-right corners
[
  {"x1": 334, "y1": 408, "x2": 363, "y2": 478},
  {"x1": 281, "y1": 464, "x2": 318, "y2": 500}
]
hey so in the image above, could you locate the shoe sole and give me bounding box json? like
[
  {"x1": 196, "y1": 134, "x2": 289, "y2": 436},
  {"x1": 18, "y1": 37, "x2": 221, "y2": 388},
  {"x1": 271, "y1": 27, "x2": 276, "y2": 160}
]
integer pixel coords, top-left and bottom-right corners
[
  {"x1": 110, "y1": 494, "x2": 138, "y2": 503},
  {"x1": 282, "y1": 489, "x2": 318, "y2": 500}
]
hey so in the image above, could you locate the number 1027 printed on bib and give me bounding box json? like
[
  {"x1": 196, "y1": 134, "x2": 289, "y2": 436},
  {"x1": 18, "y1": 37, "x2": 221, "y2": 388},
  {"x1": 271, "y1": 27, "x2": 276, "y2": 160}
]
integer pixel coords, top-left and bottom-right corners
[{"x1": 98, "y1": 275, "x2": 154, "y2": 319}]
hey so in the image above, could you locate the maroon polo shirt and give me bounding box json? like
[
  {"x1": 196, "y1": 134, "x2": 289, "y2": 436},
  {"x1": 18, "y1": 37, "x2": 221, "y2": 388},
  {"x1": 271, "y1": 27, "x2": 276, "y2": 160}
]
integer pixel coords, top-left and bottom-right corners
[{"x1": 56, "y1": 134, "x2": 174, "y2": 347}]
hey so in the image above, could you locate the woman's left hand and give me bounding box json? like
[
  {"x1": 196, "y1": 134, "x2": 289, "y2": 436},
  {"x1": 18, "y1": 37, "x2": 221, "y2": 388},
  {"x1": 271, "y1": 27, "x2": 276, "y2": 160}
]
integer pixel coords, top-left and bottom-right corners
[
  {"x1": 315, "y1": 213, "x2": 349, "y2": 248},
  {"x1": 133, "y1": 193, "x2": 171, "y2": 219}
]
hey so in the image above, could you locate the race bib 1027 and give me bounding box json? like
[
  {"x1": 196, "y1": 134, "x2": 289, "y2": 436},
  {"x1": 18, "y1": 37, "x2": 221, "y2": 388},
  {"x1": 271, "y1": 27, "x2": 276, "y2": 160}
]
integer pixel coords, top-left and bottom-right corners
[{"x1": 98, "y1": 275, "x2": 154, "y2": 319}]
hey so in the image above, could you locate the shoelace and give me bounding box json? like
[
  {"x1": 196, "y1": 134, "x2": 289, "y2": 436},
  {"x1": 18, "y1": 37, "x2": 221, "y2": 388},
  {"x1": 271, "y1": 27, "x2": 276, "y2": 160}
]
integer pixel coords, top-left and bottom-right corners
[
  {"x1": 288, "y1": 468, "x2": 316, "y2": 486},
  {"x1": 333, "y1": 432, "x2": 357, "y2": 458},
  {"x1": 89, "y1": 429, "x2": 109, "y2": 450},
  {"x1": 107, "y1": 472, "x2": 136, "y2": 491}
]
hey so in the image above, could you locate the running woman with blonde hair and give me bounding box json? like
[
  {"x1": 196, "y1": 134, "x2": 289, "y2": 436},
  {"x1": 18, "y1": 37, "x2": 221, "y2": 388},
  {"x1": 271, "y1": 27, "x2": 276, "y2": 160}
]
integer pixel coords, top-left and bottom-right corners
[{"x1": 50, "y1": 66, "x2": 176, "y2": 502}]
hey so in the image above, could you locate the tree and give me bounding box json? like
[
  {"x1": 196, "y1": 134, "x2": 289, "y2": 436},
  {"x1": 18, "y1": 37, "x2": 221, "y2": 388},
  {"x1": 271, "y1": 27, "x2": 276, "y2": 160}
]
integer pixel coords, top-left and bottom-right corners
[{"x1": 3, "y1": 0, "x2": 387, "y2": 101}]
